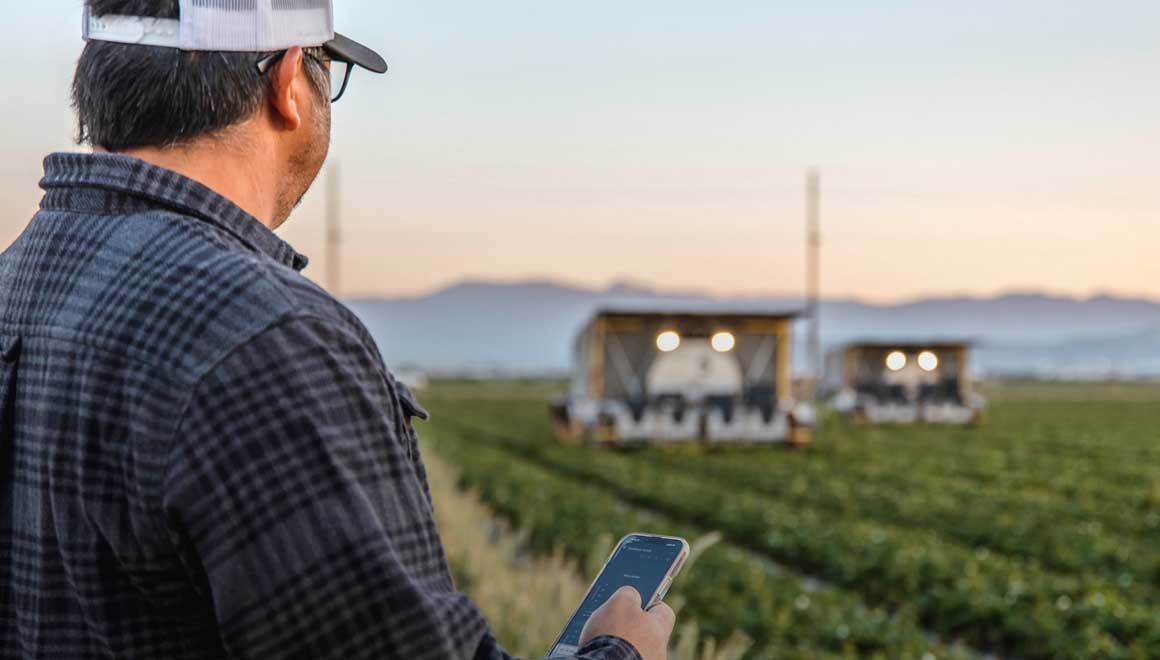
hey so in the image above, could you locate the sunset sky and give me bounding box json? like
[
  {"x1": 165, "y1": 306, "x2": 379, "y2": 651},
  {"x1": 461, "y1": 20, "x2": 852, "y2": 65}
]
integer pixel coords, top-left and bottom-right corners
[{"x1": 2, "y1": 1, "x2": 1157, "y2": 303}]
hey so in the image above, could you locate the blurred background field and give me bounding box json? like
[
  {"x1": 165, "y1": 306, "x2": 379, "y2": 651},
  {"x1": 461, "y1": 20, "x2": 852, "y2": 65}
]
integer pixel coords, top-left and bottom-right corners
[{"x1": 419, "y1": 378, "x2": 1159, "y2": 659}]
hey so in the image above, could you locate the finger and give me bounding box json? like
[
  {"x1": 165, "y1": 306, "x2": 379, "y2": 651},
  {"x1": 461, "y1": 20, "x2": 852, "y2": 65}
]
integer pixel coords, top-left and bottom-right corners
[
  {"x1": 646, "y1": 601, "x2": 677, "y2": 635},
  {"x1": 612, "y1": 585, "x2": 642, "y2": 609}
]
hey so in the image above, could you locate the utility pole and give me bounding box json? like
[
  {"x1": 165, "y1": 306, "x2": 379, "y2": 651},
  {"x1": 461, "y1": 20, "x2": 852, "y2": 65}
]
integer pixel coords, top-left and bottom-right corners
[
  {"x1": 806, "y1": 168, "x2": 822, "y2": 434},
  {"x1": 326, "y1": 162, "x2": 341, "y2": 297}
]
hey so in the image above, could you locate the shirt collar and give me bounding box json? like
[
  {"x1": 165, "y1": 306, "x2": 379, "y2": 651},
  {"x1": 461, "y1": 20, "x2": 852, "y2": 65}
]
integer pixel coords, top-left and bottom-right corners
[{"x1": 39, "y1": 152, "x2": 310, "y2": 272}]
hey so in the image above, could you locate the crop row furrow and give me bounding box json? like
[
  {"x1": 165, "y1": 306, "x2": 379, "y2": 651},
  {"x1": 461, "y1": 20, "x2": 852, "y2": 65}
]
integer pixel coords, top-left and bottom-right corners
[
  {"x1": 457, "y1": 399, "x2": 1160, "y2": 551},
  {"x1": 476, "y1": 398, "x2": 1160, "y2": 515},
  {"x1": 430, "y1": 412, "x2": 1158, "y2": 660},
  {"x1": 422, "y1": 427, "x2": 975, "y2": 660},
  {"x1": 814, "y1": 408, "x2": 1160, "y2": 496}
]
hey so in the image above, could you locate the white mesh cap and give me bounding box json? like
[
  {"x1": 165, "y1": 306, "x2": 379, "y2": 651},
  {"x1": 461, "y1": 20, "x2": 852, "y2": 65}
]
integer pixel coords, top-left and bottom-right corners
[
  {"x1": 183, "y1": 0, "x2": 335, "y2": 51},
  {"x1": 83, "y1": 0, "x2": 387, "y2": 72}
]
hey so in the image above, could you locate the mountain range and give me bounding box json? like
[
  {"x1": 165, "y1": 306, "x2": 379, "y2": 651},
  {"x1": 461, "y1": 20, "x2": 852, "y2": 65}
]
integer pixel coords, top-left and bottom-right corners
[{"x1": 346, "y1": 280, "x2": 1160, "y2": 378}]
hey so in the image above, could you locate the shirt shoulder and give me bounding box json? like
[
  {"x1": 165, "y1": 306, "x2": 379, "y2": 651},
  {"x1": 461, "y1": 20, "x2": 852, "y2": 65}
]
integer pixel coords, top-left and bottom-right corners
[{"x1": 16, "y1": 204, "x2": 372, "y2": 381}]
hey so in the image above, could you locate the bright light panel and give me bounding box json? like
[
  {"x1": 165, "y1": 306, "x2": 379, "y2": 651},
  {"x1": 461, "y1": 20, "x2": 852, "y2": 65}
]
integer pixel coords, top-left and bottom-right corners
[
  {"x1": 656, "y1": 331, "x2": 681, "y2": 353},
  {"x1": 885, "y1": 351, "x2": 907, "y2": 371},
  {"x1": 918, "y1": 351, "x2": 939, "y2": 372},
  {"x1": 711, "y1": 332, "x2": 736, "y2": 353}
]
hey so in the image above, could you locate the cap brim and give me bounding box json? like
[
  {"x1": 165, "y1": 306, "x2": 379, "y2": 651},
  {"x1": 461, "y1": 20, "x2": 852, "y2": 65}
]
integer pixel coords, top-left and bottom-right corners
[{"x1": 324, "y1": 33, "x2": 387, "y2": 74}]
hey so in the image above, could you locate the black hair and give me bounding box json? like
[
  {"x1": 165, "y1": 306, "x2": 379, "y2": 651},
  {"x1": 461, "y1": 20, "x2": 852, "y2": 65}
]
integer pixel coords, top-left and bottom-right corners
[{"x1": 73, "y1": 0, "x2": 327, "y2": 150}]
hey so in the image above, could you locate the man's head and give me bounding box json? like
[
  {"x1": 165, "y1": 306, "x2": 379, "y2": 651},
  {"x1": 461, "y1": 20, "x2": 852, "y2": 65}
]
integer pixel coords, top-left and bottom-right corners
[{"x1": 72, "y1": 0, "x2": 385, "y2": 227}]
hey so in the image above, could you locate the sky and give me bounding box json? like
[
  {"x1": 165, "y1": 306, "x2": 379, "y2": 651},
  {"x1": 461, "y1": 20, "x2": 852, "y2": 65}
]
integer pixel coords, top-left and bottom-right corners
[{"x1": 1, "y1": 1, "x2": 1157, "y2": 303}]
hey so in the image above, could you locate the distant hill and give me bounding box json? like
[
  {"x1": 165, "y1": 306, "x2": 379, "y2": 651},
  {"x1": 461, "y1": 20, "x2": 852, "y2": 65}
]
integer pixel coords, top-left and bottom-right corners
[
  {"x1": 975, "y1": 327, "x2": 1160, "y2": 378},
  {"x1": 345, "y1": 280, "x2": 1160, "y2": 378}
]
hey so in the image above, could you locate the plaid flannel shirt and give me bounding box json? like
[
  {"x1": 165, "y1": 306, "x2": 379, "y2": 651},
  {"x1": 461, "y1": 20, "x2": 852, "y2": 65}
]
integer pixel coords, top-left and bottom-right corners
[{"x1": 0, "y1": 153, "x2": 641, "y2": 660}]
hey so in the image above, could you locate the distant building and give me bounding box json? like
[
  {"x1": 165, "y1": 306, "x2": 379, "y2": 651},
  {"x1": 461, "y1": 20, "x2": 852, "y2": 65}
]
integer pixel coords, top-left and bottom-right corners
[
  {"x1": 824, "y1": 341, "x2": 984, "y2": 424},
  {"x1": 550, "y1": 309, "x2": 813, "y2": 445}
]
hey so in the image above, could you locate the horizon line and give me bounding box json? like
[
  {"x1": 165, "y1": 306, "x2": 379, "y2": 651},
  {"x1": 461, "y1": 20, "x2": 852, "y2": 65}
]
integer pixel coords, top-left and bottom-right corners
[{"x1": 340, "y1": 276, "x2": 1160, "y2": 307}]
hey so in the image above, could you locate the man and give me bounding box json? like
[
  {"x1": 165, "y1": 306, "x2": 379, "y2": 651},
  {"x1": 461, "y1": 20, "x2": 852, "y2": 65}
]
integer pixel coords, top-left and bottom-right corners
[{"x1": 0, "y1": 1, "x2": 675, "y2": 658}]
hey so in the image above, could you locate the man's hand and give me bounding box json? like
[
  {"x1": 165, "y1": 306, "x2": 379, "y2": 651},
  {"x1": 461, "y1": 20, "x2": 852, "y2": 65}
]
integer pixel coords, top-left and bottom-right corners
[{"x1": 578, "y1": 586, "x2": 676, "y2": 660}]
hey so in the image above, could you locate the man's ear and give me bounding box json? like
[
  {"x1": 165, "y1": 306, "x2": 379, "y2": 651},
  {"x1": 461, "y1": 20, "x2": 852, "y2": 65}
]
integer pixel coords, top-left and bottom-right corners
[{"x1": 269, "y1": 47, "x2": 307, "y2": 131}]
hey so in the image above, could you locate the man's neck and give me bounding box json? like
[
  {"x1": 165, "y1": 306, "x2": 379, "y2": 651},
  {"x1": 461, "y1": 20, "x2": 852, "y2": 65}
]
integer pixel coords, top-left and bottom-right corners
[{"x1": 101, "y1": 132, "x2": 281, "y2": 230}]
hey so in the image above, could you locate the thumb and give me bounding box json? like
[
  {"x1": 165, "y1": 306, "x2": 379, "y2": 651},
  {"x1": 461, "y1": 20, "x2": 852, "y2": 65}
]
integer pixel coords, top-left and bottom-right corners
[{"x1": 610, "y1": 585, "x2": 642, "y2": 609}]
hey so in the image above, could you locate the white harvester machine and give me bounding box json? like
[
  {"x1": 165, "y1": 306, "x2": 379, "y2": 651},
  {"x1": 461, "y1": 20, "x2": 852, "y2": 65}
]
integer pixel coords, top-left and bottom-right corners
[
  {"x1": 824, "y1": 341, "x2": 984, "y2": 425},
  {"x1": 550, "y1": 309, "x2": 814, "y2": 446}
]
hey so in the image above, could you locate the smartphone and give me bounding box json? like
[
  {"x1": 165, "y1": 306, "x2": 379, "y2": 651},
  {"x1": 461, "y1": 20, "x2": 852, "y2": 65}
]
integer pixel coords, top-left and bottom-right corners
[{"x1": 547, "y1": 533, "x2": 690, "y2": 658}]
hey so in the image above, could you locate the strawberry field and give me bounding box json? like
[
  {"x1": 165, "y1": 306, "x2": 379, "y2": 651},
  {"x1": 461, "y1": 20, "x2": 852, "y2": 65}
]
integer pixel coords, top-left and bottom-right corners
[{"x1": 419, "y1": 381, "x2": 1160, "y2": 659}]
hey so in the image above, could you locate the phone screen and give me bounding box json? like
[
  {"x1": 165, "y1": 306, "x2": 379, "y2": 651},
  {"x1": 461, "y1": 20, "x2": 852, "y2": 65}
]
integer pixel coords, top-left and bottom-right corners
[{"x1": 548, "y1": 534, "x2": 685, "y2": 658}]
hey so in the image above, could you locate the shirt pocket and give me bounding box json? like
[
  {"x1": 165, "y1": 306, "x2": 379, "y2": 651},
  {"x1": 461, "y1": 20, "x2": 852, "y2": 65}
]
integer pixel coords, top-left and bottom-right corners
[
  {"x1": 1, "y1": 335, "x2": 22, "y2": 446},
  {"x1": 395, "y1": 380, "x2": 438, "y2": 508},
  {"x1": 396, "y1": 381, "x2": 430, "y2": 456}
]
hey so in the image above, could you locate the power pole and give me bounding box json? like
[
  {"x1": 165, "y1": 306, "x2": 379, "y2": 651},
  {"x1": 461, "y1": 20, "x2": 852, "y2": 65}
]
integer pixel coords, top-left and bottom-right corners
[
  {"x1": 806, "y1": 168, "x2": 822, "y2": 433},
  {"x1": 326, "y1": 162, "x2": 341, "y2": 297}
]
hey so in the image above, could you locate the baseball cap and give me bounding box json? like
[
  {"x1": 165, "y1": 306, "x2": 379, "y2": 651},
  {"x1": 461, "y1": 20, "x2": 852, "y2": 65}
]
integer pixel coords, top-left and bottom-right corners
[{"x1": 82, "y1": 0, "x2": 387, "y2": 74}]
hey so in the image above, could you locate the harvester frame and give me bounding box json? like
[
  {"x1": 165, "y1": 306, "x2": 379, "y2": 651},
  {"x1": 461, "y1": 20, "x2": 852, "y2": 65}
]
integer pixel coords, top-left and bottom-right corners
[
  {"x1": 825, "y1": 341, "x2": 984, "y2": 425},
  {"x1": 550, "y1": 309, "x2": 813, "y2": 446}
]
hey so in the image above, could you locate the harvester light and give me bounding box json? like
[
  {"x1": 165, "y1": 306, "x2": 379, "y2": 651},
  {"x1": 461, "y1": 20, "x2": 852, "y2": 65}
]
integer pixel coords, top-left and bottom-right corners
[
  {"x1": 656, "y1": 331, "x2": 681, "y2": 353},
  {"x1": 711, "y1": 332, "x2": 736, "y2": 353},
  {"x1": 918, "y1": 351, "x2": 939, "y2": 372},
  {"x1": 885, "y1": 351, "x2": 907, "y2": 371}
]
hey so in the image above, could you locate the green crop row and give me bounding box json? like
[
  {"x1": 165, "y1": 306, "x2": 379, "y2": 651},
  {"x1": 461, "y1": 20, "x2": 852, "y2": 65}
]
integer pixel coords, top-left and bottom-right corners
[
  {"x1": 422, "y1": 427, "x2": 974, "y2": 660},
  {"x1": 642, "y1": 443, "x2": 1158, "y2": 592},
  {"x1": 429, "y1": 410, "x2": 1160, "y2": 660},
  {"x1": 684, "y1": 435, "x2": 1160, "y2": 544},
  {"x1": 813, "y1": 403, "x2": 1160, "y2": 506},
  {"x1": 439, "y1": 397, "x2": 1159, "y2": 592},
  {"x1": 475, "y1": 395, "x2": 1160, "y2": 526}
]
